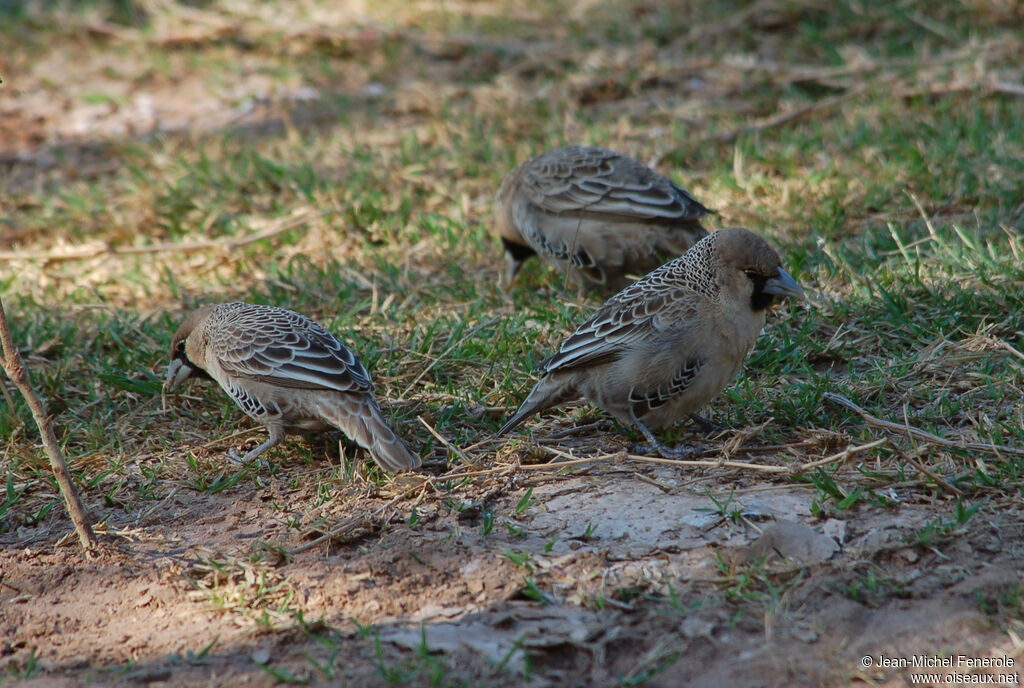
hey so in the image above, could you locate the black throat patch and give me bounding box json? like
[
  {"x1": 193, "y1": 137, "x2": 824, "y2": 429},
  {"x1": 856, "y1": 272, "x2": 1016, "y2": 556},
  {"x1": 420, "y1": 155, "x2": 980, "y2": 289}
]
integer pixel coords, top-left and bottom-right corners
[{"x1": 749, "y1": 275, "x2": 775, "y2": 312}]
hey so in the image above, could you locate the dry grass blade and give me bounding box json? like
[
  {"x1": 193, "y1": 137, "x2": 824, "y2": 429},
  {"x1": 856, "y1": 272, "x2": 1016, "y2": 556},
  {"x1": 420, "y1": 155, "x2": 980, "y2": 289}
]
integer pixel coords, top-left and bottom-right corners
[
  {"x1": 896, "y1": 447, "x2": 964, "y2": 496},
  {"x1": 995, "y1": 339, "x2": 1024, "y2": 364},
  {"x1": 552, "y1": 446, "x2": 792, "y2": 472},
  {"x1": 790, "y1": 438, "x2": 888, "y2": 473},
  {"x1": 417, "y1": 416, "x2": 477, "y2": 468},
  {"x1": 399, "y1": 318, "x2": 500, "y2": 399},
  {"x1": 134, "y1": 485, "x2": 183, "y2": 525},
  {"x1": 824, "y1": 393, "x2": 1024, "y2": 456},
  {"x1": 710, "y1": 87, "x2": 868, "y2": 145}
]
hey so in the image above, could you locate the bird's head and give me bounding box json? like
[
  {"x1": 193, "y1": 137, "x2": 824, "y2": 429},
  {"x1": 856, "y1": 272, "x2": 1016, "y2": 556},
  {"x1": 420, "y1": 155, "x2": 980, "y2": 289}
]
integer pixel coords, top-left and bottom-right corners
[
  {"x1": 494, "y1": 172, "x2": 537, "y2": 286},
  {"x1": 713, "y1": 227, "x2": 806, "y2": 312},
  {"x1": 164, "y1": 305, "x2": 216, "y2": 391}
]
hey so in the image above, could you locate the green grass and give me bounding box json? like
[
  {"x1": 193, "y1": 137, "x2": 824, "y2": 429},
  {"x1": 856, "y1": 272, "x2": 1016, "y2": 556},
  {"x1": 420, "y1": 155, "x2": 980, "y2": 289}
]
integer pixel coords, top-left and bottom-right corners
[{"x1": 1, "y1": 0, "x2": 1023, "y2": 684}]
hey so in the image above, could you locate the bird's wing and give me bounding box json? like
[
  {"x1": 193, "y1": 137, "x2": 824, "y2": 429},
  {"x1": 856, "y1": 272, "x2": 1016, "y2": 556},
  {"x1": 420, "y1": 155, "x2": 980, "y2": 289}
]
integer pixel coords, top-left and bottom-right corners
[
  {"x1": 519, "y1": 147, "x2": 710, "y2": 222},
  {"x1": 213, "y1": 308, "x2": 373, "y2": 393},
  {"x1": 541, "y1": 283, "x2": 699, "y2": 372}
]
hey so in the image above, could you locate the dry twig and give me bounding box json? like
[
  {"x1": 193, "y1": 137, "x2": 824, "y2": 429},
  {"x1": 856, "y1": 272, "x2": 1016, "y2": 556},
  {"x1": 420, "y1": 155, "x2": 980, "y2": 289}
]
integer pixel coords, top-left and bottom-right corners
[
  {"x1": 538, "y1": 439, "x2": 886, "y2": 475},
  {"x1": 896, "y1": 447, "x2": 964, "y2": 497},
  {"x1": 287, "y1": 436, "x2": 885, "y2": 554},
  {"x1": 824, "y1": 392, "x2": 1024, "y2": 456},
  {"x1": 654, "y1": 87, "x2": 867, "y2": 165},
  {"x1": 0, "y1": 297, "x2": 98, "y2": 551}
]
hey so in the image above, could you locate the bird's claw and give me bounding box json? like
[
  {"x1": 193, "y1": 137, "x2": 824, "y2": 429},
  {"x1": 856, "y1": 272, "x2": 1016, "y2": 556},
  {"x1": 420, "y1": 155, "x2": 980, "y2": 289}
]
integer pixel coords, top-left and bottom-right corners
[{"x1": 227, "y1": 448, "x2": 270, "y2": 470}]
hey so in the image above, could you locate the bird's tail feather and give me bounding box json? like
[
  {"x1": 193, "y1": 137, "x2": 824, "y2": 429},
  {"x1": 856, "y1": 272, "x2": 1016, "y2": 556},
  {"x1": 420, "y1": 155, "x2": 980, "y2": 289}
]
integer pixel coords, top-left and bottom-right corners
[
  {"x1": 497, "y1": 376, "x2": 575, "y2": 437},
  {"x1": 319, "y1": 395, "x2": 421, "y2": 472},
  {"x1": 496, "y1": 406, "x2": 533, "y2": 437}
]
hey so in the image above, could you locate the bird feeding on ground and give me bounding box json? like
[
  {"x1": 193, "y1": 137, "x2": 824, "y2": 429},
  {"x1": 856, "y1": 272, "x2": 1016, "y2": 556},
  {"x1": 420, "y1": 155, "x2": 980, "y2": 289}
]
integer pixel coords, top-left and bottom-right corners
[
  {"x1": 165, "y1": 302, "x2": 420, "y2": 472},
  {"x1": 494, "y1": 145, "x2": 711, "y2": 293}
]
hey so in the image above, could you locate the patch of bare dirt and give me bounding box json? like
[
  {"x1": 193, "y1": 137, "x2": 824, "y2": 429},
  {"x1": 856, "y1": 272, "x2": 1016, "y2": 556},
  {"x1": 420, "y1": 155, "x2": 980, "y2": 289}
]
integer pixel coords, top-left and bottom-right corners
[{"x1": 2, "y1": 459, "x2": 1022, "y2": 687}]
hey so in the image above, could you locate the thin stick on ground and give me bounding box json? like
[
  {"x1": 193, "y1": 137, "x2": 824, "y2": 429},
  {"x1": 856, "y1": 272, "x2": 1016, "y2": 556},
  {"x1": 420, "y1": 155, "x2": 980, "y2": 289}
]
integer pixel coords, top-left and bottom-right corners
[
  {"x1": 824, "y1": 392, "x2": 1024, "y2": 456},
  {"x1": 0, "y1": 297, "x2": 98, "y2": 551},
  {"x1": 614, "y1": 438, "x2": 883, "y2": 474},
  {"x1": 898, "y1": 447, "x2": 964, "y2": 496},
  {"x1": 288, "y1": 438, "x2": 886, "y2": 554},
  {"x1": 452, "y1": 437, "x2": 887, "y2": 479}
]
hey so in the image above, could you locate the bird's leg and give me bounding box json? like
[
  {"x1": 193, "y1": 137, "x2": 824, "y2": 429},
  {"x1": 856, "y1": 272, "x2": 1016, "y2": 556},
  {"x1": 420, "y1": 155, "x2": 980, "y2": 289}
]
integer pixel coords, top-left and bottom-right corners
[
  {"x1": 227, "y1": 425, "x2": 285, "y2": 466},
  {"x1": 689, "y1": 412, "x2": 728, "y2": 435},
  {"x1": 628, "y1": 409, "x2": 698, "y2": 459}
]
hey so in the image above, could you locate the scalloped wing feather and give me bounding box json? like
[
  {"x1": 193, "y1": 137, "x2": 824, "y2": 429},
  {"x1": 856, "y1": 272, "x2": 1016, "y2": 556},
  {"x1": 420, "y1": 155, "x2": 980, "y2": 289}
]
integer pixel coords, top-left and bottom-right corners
[
  {"x1": 520, "y1": 147, "x2": 709, "y2": 222},
  {"x1": 210, "y1": 305, "x2": 373, "y2": 393}
]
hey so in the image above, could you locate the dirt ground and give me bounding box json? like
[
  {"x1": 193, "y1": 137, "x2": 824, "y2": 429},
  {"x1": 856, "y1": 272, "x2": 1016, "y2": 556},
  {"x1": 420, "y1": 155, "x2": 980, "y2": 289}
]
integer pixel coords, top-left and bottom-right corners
[
  {"x1": 2, "y1": 5, "x2": 1023, "y2": 687},
  {"x1": 3, "y1": 437, "x2": 1023, "y2": 687}
]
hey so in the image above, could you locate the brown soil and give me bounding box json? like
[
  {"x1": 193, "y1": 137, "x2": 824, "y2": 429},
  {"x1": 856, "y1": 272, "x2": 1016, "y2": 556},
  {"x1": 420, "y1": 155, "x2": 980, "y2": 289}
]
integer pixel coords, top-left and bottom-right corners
[{"x1": 3, "y1": 454, "x2": 1023, "y2": 687}]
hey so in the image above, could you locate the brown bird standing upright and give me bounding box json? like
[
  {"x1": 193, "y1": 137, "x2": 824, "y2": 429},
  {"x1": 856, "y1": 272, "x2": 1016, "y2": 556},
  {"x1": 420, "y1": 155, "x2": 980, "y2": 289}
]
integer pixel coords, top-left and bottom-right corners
[
  {"x1": 496, "y1": 227, "x2": 805, "y2": 458},
  {"x1": 494, "y1": 145, "x2": 711, "y2": 292},
  {"x1": 165, "y1": 302, "x2": 421, "y2": 472}
]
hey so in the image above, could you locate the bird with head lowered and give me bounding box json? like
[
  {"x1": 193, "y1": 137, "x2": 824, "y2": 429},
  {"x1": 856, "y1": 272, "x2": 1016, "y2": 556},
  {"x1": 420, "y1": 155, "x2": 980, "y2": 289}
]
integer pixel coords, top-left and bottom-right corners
[
  {"x1": 165, "y1": 302, "x2": 421, "y2": 472},
  {"x1": 494, "y1": 145, "x2": 711, "y2": 293}
]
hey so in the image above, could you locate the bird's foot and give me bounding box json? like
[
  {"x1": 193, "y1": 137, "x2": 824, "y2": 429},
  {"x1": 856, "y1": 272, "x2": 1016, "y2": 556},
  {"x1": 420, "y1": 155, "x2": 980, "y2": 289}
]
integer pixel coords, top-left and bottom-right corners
[
  {"x1": 628, "y1": 410, "x2": 701, "y2": 459},
  {"x1": 227, "y1": 447, "x2": 269, "y2": 470}
]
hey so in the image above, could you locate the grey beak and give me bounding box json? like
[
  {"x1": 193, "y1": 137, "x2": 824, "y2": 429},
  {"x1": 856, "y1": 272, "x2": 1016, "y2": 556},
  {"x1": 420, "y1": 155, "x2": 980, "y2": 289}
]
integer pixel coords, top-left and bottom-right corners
[
  {"x1": 164, "y1": 358, "x2": 194, "y2": 392},
  {"x1": 763, "y1": 268, "x2": 806, "y2": 301}
]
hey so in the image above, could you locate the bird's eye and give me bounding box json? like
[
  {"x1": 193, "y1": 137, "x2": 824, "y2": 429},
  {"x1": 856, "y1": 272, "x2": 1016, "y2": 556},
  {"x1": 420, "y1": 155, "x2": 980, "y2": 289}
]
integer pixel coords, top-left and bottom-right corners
[{"x1": 743, "y1": 269, "x2": 760, "y2": 280}]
